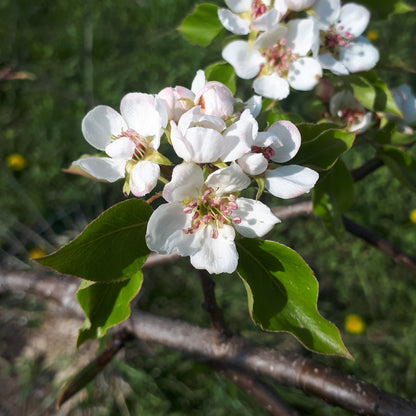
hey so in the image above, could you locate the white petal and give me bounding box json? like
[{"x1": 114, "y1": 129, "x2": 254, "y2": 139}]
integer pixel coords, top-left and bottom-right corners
[
  {"x1": 238, "y1": 152, "x2": 268, "y2": 175},
  {"x1": 392, "y1": 84, "x2": 416, "y2": 124},
  {"x1": 233, "y1": 197, "x2": 280, "y2": 238},
  {"x1": 318, "y1": 53, "x2": 349, "y2": 75},
  {"x1": 178, "y1": 106, "x2": 226, "y2": 133},
  {"x1": 288, "y1": 57, "x2": 322, "y2": 91},
  {"x1": 120, "y1": 93, "x2": 164, "y2": 141},
  {"x1": 190, "y1": 224, "x2": 238, "y2": 274},
  {"x1": 253, "y1": 74, "x2": 290, "y2": 100},
  {"x1": 339, "y1": 37, "x2": 379, "y2": 73},
  {"x1": 163, "y1": 162, "x2": 204, "y2": 202},
  {"x1": 312, "y1": 0, "x2": 340, "y2": 30},
  {"x1": 338, "y1": 3, "x2": 370, "y2": 38},
  {"x1": 205, "y1": 162, "x2": 251, "y2": 195},
  {"x1": 191, "y1": 70, "x2": 206, "y2": 94},
  {"x1": 222, "y1": 40, "x2": 263, "y2": 79},
  {"x1": 349, "y1": 112, "x2": 372, "y2": 133},
  {"x1": 146, "y1": 202, "x2": 198, "y2": 256},
  {"x1": 72, "y1": 157, "x2": 125, "y2": 182},
  {"x1": 285, "y1": 0, "x2": 316, "y2": 11},
  {"x1": 105, "y1": 136, "x2": 135, "y2": 160},
  {"x1": 268, "y1": 120, "x2": 301, "y2": 163},
  {"x1": 287, "y1": 18, "x2": 316, "y2": 56},
  {"x1": 254, "y1": 24, "x2": 287, "y2": 49},
  {"x1": 225, "y1": 0, "x2": 251, "y2": 13},
  {"x1": 221, "y1": 109, "x2": 257, "y2": 162},
  {"x1": 265, "y1": 165, "x2": 319, "y2": 199},
  {"x1": 252, "y1": 9, "x2": 279, "y2": 32},
  {"x1": 81, "y1": 105, "x2": 127, "y2": 151},
  {"x1": 244, "y1": 95, "x2": 262, "y2": 118},
  {"x1": 329, "y1": 90, "x2": 363, "y2": 117},
  {"x1": 218, "y1": 9, "x2": 250, "y2": 35},
  {"x1": 129, "y1": 161, "x2": 160, "y2": 197}
]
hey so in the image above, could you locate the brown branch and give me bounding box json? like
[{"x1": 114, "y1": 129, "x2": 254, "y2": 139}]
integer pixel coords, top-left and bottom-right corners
[
  {"x1": 351, "y1": 158, "x2": 384, "y2": 182},
  {"x1": 2, "y1": 270, "x2": 416, "y2": 416}
]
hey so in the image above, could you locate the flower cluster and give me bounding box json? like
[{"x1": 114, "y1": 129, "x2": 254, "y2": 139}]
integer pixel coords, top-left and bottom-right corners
[
  {"x1": 219, "y1": 0, "x2": 379, "y2": 99},
  {"x1": 72, "y1": 70, "x2": 319, "y2": 274}
]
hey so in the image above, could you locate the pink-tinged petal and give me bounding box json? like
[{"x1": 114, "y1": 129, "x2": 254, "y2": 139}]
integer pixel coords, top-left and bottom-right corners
[
  {"x1": 158, "y1": 86, "x2": 195, "y2": 123},
  {"x1": 205, "y1": 162, "x2": 251, "y2": 195},
  {"x1": 252, "y1": 9, "x2": 280, "y2": 32},
  {"x1": 253, "y1": 74, "x2": 290, "y2": 100},
  {"x1": 194, "y1": 81, "x2": 235, "y2": 120},
  {"x1": 268, "y1": 120, "x2": 301, "y2": 163},
  {"x1": 238, "y1": 152, "x2": 269, "y2": 175},
  {"x1": 288, "y1": 57, "x2": 322, "y2": 91},
  {"x1": 339, "y1": 37, "x2": 379, "y2": 73},
  {"x1": 265, "y1": 165, "x2": 319, "y2": 199},
  {"x1": 163, "y1": 162, "x2": 204, "y2": 203},
  {"x1": 218, "y1": 9, "x2": 250, "y2": 35},
  {"x1": 105, "y1": 137, "x2": 135, "y2": 160},
  {"x1": 222, "y1": 40, "x2": 263, "y2": 79},
  {"x1": 120, "y1": 92, "x2": 165, "y2": 140},
  {"x1": 318, "y1": 53, "x2": 349, "y2": 75},
  {"x1": 81, "y1": 105, "x2": 128, "y2": 151},
  {"x1": 177, "y1": 126, "x2": 225, "y2": 163},
  {"x1": 233, "y1": 197, "x2": 280, "y2": 238},
  {"x1": 191, "y1": 70, "x2": 206, "y2": 94},
  {"x1": 285, "y1": 0, "x2": 316, "y2": 11},
  {"x1": 146, "y1": 202, "x2": 197, "y2": 256},
  {"x1": 312, "y1": 0, "x2": 340, "y2": 30},
  {"x1": 129, "y1": 160, "x2": 160, "y2": 197},
  {"x1": 221, "y1": 109, "x2": 257, "y2": 162},
  {"x1": 190, "y1": 224, "x2": 238, "y2": 274},
  {"x1": 287, "y1": 18, "x2": 317, "y2": 56},
  {"x1": 338, "y1": 3, "x2": 370, "y2": 37},
  {"x1": 72, "y1": 157, "x2": 125, "y2": 182},
  {"x1": 225, "y1": 0, "x2": 251, "y2": 13}
]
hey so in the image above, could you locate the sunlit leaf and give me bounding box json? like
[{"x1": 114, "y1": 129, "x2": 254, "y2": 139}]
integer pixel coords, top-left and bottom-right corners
[
  {"x1": 37, "y1": 199, "x2": 152, "y2": 282},
  {"x1": 178, "y1": 3, "x2": 224, "y2": 46},
  {"x1": 237, "y1": 239, "x2": 351, "y2": 357}
]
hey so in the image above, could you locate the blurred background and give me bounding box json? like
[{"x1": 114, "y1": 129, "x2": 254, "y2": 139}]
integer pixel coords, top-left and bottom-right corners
[{"x1": 1, "y1": 0, "x2": 416, "y2": 414}]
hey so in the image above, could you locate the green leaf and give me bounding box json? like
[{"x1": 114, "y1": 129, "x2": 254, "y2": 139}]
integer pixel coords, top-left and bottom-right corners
[
  {"x1": 373, "y1": 121, "x2": 416, "y2": 146},
  {"x1": 178, "y1": 3, "x2": 224, "y2": 46},
  {"x1": 313, "y1": 159, "x2": 354, "y2": 240},
  {"x1": 358, "y1": 0, "x2": 414, "y2": 17},
  {"x1": 290, "y1": 124, "x2": 356, "y2": 170},
  {"x1": 76, "y1": 275, "x2": 142, "y2": 346},
  {"x1": 342, "y1": 71, "x2": 402, "y2": 116},
  {"x1": 37, "y1": 199, "x2": 152, "y2": 282},
  {"x1": 204, "y1": 62, "x2": 236, "y2": 94},
  {"x1": 237, "y1": 239, "x2": 351, "y2": 358},
  {"x1": 378, "y1": 146, "x2": 416, "y2": 192}
]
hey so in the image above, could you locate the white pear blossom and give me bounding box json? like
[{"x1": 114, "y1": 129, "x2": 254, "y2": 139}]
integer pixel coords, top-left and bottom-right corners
[
  {"x1": 218, "y1": 0, "x2": 288, "y2": 35},
  {"x1": 284, "y1": 0, "x2": 316, "y2": 11},
  {"x1": 158, "y1": 70, "x2": 235, "y2": 122},
  {"x1": 170, "y1": 107, "x2": 257, "y2": 163},
  {"x1": 329, "y1": 90, "x2": 372, "y2": 132},
  {"x1": 238, "y1": 120, "x2": 319, "y2": 198},
  {"x1": 311, "y1": 0, "x2": 379, "y2": 75},
  {"x1": 146, "y1": 162, "x2": 280, "y2": 274},
  {"x1": 72, "y1": 93, "x2": 168, "y2": 197},
  {"x1": 222, "y1": 19, "x2": 322, "y2": 99}
]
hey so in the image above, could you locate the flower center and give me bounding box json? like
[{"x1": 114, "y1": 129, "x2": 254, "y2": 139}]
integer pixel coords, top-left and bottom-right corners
[
  {"x1": 337, "y1": 108, "x2": 365, "y2": 125},
  {"x1": 251, "y1": 0, "x2": 268, "y2": 19},
  {"x1": 260, "y1": 38, "x2": 297, "y2": 77},
  {"x1": 182, "y1": 188, "x2": 241, "y2": 238},
  {"x1": 252, "y1": 145, "x2": 275, "y2": 160},
  {"x1": 322, "y1": 25, "x2": 354, "y2": 56},
  {"x1": 116, "y1": 128, "x2": 148, "y2": 159}
]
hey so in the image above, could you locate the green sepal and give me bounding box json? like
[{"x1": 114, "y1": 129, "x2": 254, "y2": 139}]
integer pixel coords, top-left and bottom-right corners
[
  {"x1": 178, "y1": 3, "x2": 224, "y2": 46},
  {"x1": 254, "y1": 176, "x2": 265, "y2": 200},
  {"x1": 236, "y1": 239, "x2": 351, "y2": 358},
  {"x1": 147, "y1": 149, "x2": 172, "y2": 166}
]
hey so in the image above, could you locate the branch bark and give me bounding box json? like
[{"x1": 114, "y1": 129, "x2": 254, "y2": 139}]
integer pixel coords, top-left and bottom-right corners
[{"x1": 1, "y1": 269, "x2": 416, "y2": 416}]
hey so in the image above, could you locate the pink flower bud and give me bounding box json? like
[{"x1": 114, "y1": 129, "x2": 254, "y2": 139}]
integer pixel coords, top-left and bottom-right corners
[
  {"x1": 158, "y1": 86, "x2": 195, "y2": 123},
  {"x1": 194, "y1": 81, "x2": 234, "y2": 120}
]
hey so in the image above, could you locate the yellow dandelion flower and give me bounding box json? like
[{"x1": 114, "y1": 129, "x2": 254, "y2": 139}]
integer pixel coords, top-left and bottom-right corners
[
  {"x1": 345, "y1": 314, "x2": 365, "y2": 334},
  {"x1": 367, "y1": 30, "x2": 378, "y2": 41},
  {"x1": 29, "y1": 247, "x2": 47, "y2": 259},
  {"x1": 6, "y1": 153, "x2": 27, "y2": 171},
  {"x1": 410, "y1": 209, "x2": 416, "y2": 224}
]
